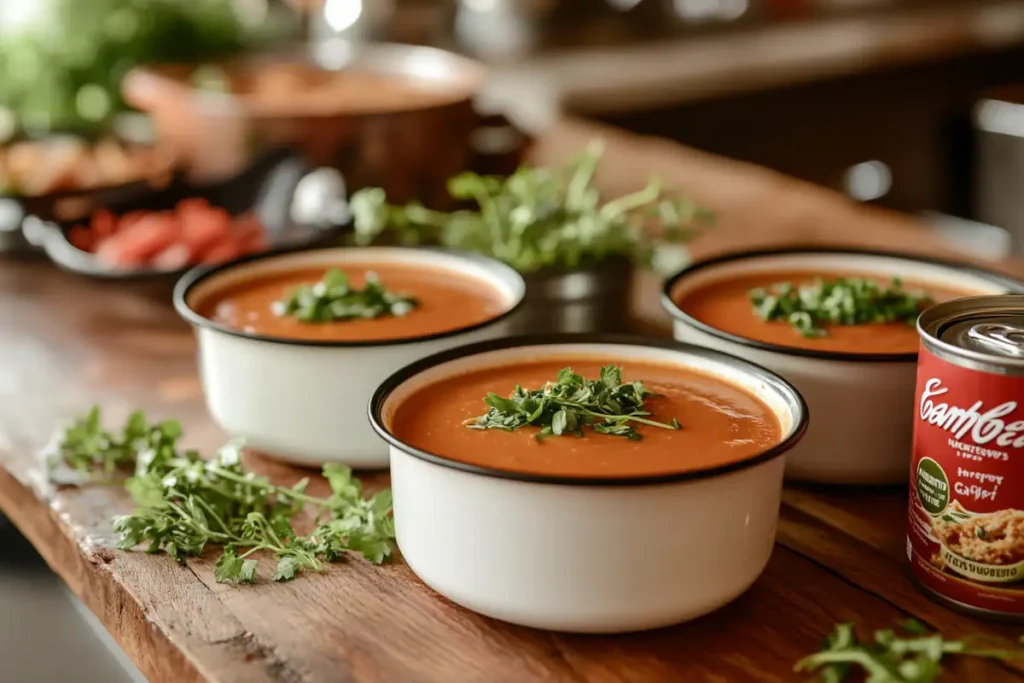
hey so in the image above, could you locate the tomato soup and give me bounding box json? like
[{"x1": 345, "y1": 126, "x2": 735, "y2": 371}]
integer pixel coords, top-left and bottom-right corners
[
  {"x1": 195, "y1": 263, "x2": 509, "y2": 342},
  {"x1": 675, "y1": 271, "x2": 976, "y2": 354},
  {"x1": 389, "y1": 359, "x2": 782, "y2": 478}
]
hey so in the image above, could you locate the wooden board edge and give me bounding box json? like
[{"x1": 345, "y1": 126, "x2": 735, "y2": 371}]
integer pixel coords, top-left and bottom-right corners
[{"x1": 0, "y1": 463, "x2": 297, "y2": 683}]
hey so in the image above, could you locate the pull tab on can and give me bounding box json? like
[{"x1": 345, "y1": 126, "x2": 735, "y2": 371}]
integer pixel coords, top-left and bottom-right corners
[{"x1": 967, "y1": 323, "x2": 1024, "y2": 358}]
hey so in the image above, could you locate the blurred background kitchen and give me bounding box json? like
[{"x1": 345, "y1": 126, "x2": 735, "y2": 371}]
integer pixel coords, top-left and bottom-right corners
[{"x1": 3, "y1": 0, "x2": 1024, "y2": 680}]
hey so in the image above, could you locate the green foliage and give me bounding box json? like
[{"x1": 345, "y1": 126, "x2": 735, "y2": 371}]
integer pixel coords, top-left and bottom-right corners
[
  {"x1": 465, "y1": 364, "x2": 681, "y2": 441},
  {"x1": 749, "y1": 277, "x2": 933, "y2": 338},
  {"x1": 0, "y1": 0, "x2": 274, "y2": 135},
  {"x1": 349, "y1": 140, "x2": 712, "y2": 274},
  {"x1": 796, "y1": 621, "x2": 1024, "y2": 682},
  {"x1": 53, "y1": 407, "x2": 395, "y2": 584},
  {"x1": 273, "y1": 268, "x2": 419, "y2": 323}
]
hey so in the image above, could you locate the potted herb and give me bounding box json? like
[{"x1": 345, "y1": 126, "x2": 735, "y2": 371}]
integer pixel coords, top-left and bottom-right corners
[{"x1": 348, "y1": 140, "x2": 712, "y2": 333}]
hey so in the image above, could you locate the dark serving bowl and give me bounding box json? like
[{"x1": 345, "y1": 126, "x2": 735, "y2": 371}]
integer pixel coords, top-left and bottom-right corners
[
  {"x1": 126, "y1": 43, "x2": 528, "y2": 210},
  {"x1": 22, "y1": 148, "x2": 342, "y2": 282},
  {"x1": 11, "y1": 174, "x2": 176, "y2": 222},
  {"x1": 0, "y1": 143, "x2": 178, "y2": 253}
]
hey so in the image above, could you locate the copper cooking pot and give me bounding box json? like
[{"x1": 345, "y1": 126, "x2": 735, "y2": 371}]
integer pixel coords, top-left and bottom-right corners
[{"x1": 124, "y1": 43, "x2": 524, "y2": 209}]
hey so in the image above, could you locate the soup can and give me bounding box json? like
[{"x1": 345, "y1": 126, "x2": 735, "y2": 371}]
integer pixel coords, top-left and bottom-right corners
[{"x1": 908, "y1": 294, "x2": 1024, "y2": 619}]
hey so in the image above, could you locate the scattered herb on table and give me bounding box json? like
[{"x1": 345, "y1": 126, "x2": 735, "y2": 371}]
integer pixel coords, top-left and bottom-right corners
[
  {"x1": 348, "y1": 140, "x2": 712, "y2": 274},
  {"x1": 49, "y1": 408, "x2": 395, "y2": 584},
  {"x1": 796, "y1": 620, "x2": 1024, "y2": 682},
  {"x1": 46, "y1": 406, "x2": 163, "y2": 479},
  {"x1": 749, "y1": 277, "x2": 934, "y2": 338},
  {"x1": 272, "y1": 268, "x2": 419, "y2": 323},
  {"x1": 466, "y1": 364, "x2": 681, "y2": 441}
]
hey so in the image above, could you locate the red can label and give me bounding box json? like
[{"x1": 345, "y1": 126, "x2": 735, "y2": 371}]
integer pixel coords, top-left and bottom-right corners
[{"x1": 908, "y1": 344, "x2": 1024, "y2": 614}]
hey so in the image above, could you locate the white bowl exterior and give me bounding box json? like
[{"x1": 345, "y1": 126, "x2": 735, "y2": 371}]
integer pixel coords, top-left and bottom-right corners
[
  {"x1": 196, "y1": 321, "x2": 513, "y2": 467},
  {"x1": 666, "y1": 252, "x2": 1013, "y2": 484},
  {"x1": 672, "y1": 321, "x2": 912, "y2": 483},
  {"x1": 391, "y1": 448, "x2": 783, "y2": 633},
  {"x1": 186, "y1": 247, "x2": 525, "y2": 468},
  {"x1": 377, "y1": 341, "x2": 804, "y2": 632}
]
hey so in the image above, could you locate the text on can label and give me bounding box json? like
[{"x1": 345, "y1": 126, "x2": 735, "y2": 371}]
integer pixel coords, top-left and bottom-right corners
[{"x1": 919, "y1": 378, "x2": 1024, "y2": 448}]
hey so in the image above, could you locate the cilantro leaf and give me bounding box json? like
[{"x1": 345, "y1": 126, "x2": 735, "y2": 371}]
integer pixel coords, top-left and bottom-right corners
[
  {"x1": 348, "y1": 140, "x2": 712, "y2": 274},
  {"x1": 466, "y1": 364, "x2": 681, "y2": 441},
  {"x1": 52, "y1": 408, "x2": 397, "y2": 587},
  {"x1": 274, "y1": 268, "x2": 418, "y2": 323},
  {"x1": 239, "y1": 559, "x2": 259, "y2": 584},
  {"x1": 214, "y1": 548, "x2": 244, "y2": 583},
  {"x1": 797, "y1": 621, "x2": 1024, "y2": 682},
  {"x1": 273, "y1": 556, "x2": 300, "y2": 582},
  {"x1": 750, "y1": 277, "x2": 934, "y2": 338}
]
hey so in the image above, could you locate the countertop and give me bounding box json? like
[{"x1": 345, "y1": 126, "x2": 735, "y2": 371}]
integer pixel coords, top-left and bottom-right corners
[
  {"x1": 480, "y1": 0, "x2": 1024, "y2": 131},
  {"x1": 3, "y1": 119, "x2": 1024, "y2": 682}
]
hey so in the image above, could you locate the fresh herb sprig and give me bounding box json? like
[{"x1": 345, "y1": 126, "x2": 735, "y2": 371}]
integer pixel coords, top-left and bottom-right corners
[
  {"x1": 466, "y1": 364, "x2": 681, "y2": 441},
  {"x1": 45, "y1": 406, "x2": 179, "y2": 479},
  {"x1": 273, "y1": 268, "x2": 418, "y2": 323},
  {"x1": 797, "y1": 620, "x2": 1024, "y2": 682},
  {"x1": 348, "y1": 140, "x2": 712, "y2": 274},
  {"x1": 750, "y1": 277, "x2": 933, "y2": 338},
  {"x1": 50, "y1": 408, "x2": 395, "y2": 584}
]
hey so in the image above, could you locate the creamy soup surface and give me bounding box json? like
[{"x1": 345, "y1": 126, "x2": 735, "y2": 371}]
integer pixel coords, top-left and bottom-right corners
[
  {"x1": 389, "y1": 358, "x2": 784, "y2": 479},
  {"x1": 675, "y1": 270, "x2": 980, "y2": 354},
  {"x1": 195, "y1": 263, "x2": 508, "y2": 342}
]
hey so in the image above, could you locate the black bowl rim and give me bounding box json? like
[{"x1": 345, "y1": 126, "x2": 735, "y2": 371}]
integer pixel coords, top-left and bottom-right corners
[
  {"x1": 660, "y1": 246, "x2": 1024, "y2": 363},
  {"x1": 173, "y1": 245, "x2": 528, "y2": 348},
  {"x1": 367, "y1": 334, "x2": 810, "y2": 487},
  {"x1": 3, "y1": 175, "x2": 171, "y2": 202}
]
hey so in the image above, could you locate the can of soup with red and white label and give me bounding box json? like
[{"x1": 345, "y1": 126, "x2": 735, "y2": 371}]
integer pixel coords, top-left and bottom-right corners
[{"x1": 909, "y1": 294, "x2": 1024, "y2": 619}]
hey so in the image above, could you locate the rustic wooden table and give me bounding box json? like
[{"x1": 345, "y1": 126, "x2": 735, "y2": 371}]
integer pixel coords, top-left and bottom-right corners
[{"x1": 3, "y1": 120, "x2": 1024, "y2": 683}]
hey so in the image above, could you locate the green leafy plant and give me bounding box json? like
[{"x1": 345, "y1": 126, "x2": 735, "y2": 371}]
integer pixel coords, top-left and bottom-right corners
[
  {"x1": 466, "y1": 364, "x2": 681, "y2": 441},
  {"x1": 797, "y1": 620, "x2": 1024, "y2": 682},
  {"x1": 348, "y1": 140, "x2": 712, "y2": 274},
  {"x1": 273, "y1": 268, "x2": 418, "y2": 323},
  {"x1": 749, "y1": 277, "x2": 933, "y2": 338},
  {"x1": 0, "y1": 0, "x2": 286, "y2": 136},
  {"x1": 50, "y1": 408, "x2": 395, "y2": 584}
]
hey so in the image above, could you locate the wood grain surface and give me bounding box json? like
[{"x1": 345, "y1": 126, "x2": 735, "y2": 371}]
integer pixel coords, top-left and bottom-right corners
[{"x1": 3, "y1": 120, "x2": 1024, "y2": 682}]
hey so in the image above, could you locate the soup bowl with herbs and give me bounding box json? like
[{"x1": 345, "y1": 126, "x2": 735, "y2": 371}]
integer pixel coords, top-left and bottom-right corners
[
  {"x1": 662, "y1": 248, "x2": 1023, "y2": 484},
  {"x1": 175, "y1": 246, "x2": 525, "y2": 467},
  {"x1": 369, "y1": 336, "x2": 807, "y2": 632}
]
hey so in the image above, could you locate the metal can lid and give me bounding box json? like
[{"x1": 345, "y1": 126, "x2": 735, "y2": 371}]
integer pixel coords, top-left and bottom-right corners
[
  {"x1": 939, "y1": 317, "x2": 1024, "y2": 358},
  {"x1": 919, "y1": 295, "x2": 1024, "y2": 370}
]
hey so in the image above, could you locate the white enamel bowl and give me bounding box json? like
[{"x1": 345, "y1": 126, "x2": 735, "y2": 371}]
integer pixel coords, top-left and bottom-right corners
[
  {"x1": 174, "y1": 247, "x2": 525, "y2": 468},
  {"x1": 661, "y1": 248, "x2": 1023, "y2": 484},
  {"x1": 369, "y1": 336, "x2": 808, "y2": 633}
]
